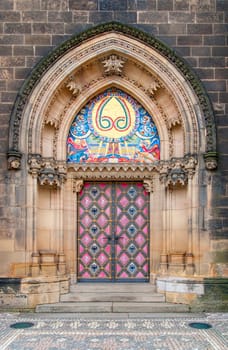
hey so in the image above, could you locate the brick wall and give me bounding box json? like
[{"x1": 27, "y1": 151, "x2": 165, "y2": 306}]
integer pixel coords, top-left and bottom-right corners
[{"x1": 0, "y1": 0, "x2": 227, "y2": 239}]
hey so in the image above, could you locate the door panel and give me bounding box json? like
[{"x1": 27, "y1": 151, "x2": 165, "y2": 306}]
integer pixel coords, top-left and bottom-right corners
[
  {"x1": 78, "y1": 183, "x2": 112, "y2": 279},
  {"x1": 115, "y1": 183, "x2": 149, "y2": 280},
  {"x1": 78, "y1": 182, "x2": 149, "y2": 281}
]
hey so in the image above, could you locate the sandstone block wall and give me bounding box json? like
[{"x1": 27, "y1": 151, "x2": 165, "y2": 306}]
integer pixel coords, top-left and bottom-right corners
[{"x1": 0, "y1": 0, "x2": 227, "y2": 276}]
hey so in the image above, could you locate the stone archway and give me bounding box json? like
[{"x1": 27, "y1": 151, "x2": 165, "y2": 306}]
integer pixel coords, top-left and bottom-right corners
[{"x1": 7, "y1": 23, "x2": 217, "y2": 306}]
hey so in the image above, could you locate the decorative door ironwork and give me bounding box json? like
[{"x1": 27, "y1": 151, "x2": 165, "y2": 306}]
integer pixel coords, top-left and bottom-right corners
[{"x1": 78, "y1": 182, "x2": 149, "y2": 281}]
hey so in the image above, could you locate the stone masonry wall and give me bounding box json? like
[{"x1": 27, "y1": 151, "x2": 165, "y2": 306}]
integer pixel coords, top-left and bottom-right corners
[{"x1": 0, "y1": 0, "x2": 227, "y2": 275}]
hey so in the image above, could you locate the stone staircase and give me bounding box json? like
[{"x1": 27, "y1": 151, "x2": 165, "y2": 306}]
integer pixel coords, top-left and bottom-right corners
[{"x1": 36, "y1": 283, "x2": 190, "y2": 313}]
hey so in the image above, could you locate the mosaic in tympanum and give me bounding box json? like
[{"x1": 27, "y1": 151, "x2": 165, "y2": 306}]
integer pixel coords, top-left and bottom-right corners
[{"x1": 67, "y1": 89, "x2": 160, "y2": 164}]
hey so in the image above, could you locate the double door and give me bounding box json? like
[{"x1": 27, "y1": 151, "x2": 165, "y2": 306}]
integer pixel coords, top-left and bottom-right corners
[{"x1": 78, "y1": 182, "x2": 149, "y2": 281}]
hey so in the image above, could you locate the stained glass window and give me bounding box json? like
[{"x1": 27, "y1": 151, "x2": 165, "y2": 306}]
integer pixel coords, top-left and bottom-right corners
[{"x1": 67, "y1": 89, "x2": 160, "y2": 163}]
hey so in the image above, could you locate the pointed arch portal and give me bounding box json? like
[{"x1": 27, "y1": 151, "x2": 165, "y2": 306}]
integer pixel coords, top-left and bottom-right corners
[{"x1": 7, "y1": 23, "x2": 217, "y2": 294}]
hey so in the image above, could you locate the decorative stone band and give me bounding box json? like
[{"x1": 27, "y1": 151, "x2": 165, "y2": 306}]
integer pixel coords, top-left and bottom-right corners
[
  {"x1": 8, "y1": 151, "x2": 216, "y2": 174},
  {"x1": 28, "y1": 155, "x2": 67, "y2": 187},
  {"x1": 67, "y1": 154, "x2": 198, "y2": 188},
  {"x1": 20, "y1": 154, "x2": 199, "y2": 188},
  {"x1": 73, "y1": 178, "x2": 153, "y2": 194}
]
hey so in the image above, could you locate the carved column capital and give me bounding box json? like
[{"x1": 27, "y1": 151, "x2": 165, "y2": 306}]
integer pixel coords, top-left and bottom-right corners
[
  {"x1": 57, "y1": 162, "x2": 67, "y2": 182},
  {"x1": 184, "y1": 154, "x2": 198, "y2": 179},
  {"x1": 167, "y1": 159, "x2": 187, "y2": 186},
  {"x1": 38, "y1": 159, "x2": 58, "y2": 187},
  {"x1": 159, "y1": 161, "x2": 169, "y2": 184},
  {"x1": 39, "y1": 159, "x2": 67, "y2": 187},
  {"x1": 143, "y1": 179, "x2": 153, "y2": 193},
  {"x1": 73, "y1": 179, "x2": 84, "y2": 193},
  {"x1": 28, "y1": 154, "x2": 42, "y2": 177},
  {"x1": 158, "y1": 155, "x2": 198, "y2": 187},
  {"x1": 28, "y1": 156, "x2": 67, "y2": 187}
]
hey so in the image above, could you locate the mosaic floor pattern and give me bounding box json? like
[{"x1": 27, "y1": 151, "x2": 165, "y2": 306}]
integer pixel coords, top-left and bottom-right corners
[{"x1": 0, "y1": 313, "x2": 227, "y2": 350}]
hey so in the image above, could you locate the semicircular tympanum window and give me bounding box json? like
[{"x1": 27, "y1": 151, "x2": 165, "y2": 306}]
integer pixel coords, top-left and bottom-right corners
[{"x1": 67, "y1": 89, "x2": 160, "y2": 163}]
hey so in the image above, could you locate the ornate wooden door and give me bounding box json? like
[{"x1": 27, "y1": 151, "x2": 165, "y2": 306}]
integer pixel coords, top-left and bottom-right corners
[{"x1": 78, "y1": 182, "x2": 149, "y2": 281}]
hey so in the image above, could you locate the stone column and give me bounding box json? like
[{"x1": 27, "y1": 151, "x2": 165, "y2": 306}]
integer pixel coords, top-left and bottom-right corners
[
  {"x1": 57, "y1": 164, "x2": 67, "y2": 275},
  {"x1": 143, "y1": 179, "x2": 154, "y2": 282},
  {"x1": 72, "y1": 179, "x2": 84, "y2": 283},
  {"x1": 185, "y1": 156, "x2": 197, "y2": 275},
  {"x1": 57, "y1": 185, "x2": 66, "y2": 276},
  {"x1": 28, "y1": 155, "x2": 42, "y2": 277},
  {"x1": 159, "y1": 164, "x2": 169, "y2": 273}
]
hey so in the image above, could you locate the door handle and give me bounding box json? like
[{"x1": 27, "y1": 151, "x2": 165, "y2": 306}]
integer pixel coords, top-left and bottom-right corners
[
  {"x1": 102, "y1": 236, "x2": 123, "y2": 242},
  {"x1": 115, "y1": 236, "x2": 123, "y2": 242},
  {"x1": 103, "y1": 236, "x2": 112, "y2": 242}
]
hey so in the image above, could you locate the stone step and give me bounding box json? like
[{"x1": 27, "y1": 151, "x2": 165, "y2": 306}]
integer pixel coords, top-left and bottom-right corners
[
  {"x1": 61, "y1": 292, "x2": 165, "y2": 302},
  {"x1": 69, "y1": 283, "x2": 156, "y2": 293},
  {"x1": 36, "y1": 301, "x2": 190, "y2": 313}
]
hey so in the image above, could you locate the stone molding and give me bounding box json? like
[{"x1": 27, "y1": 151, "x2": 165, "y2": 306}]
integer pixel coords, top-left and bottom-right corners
[
  {"x1": 67, "y1": 154, "x2": 197, "y2": 187},
  {"x1": 27, "y1": 154, "x2": 197, "y2": 187}
]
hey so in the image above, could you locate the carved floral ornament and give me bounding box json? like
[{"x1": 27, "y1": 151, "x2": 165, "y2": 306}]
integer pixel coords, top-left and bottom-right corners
[
  {"x1": 147, "y1": 81, "x2": 161, "y2": 96},
  {"x1": 101, "y1": 54, "x2": 126, "y2": 76},
  {"x1": 66, "y1": 75, "x2": 81, "y2": 96}
]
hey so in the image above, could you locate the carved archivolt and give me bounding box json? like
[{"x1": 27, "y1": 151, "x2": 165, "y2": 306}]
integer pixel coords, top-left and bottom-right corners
[
  {"x1": 32, "y1": 45, "x2": 192, "y2": 160},
  {"x1": 8, "y1": 23, "x2": 217, "y2": 171}
]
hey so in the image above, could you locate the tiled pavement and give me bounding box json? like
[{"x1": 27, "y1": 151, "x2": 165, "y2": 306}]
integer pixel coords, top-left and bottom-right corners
[{"x1": 0, "y1": 312, "x2": 227, "y2": 350}]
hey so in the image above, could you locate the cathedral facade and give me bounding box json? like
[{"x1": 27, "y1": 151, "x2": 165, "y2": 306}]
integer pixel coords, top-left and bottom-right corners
[{"x1": 0, "y1": 0, "x2": 227, "y2": 310}]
